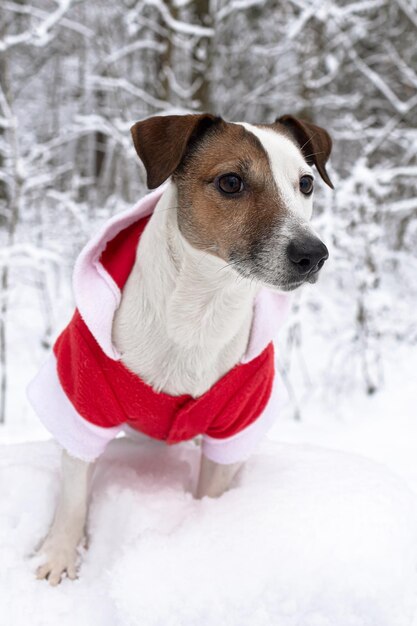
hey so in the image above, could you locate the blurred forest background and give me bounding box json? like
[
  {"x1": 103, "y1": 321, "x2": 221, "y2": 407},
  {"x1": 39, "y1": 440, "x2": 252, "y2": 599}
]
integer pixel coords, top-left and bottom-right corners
[{"x1": 0, "y1": 0, "x2": 416, "y2": 427}]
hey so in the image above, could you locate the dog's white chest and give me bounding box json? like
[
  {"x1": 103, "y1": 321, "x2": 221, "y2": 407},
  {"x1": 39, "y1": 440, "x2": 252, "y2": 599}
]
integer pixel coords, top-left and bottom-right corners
[
  {"x1": 113, "y1": 290, "x2": 253, "y2": 397},
  {"x1": 112, "y1": 186, "x2": 257, "y2": 397}
]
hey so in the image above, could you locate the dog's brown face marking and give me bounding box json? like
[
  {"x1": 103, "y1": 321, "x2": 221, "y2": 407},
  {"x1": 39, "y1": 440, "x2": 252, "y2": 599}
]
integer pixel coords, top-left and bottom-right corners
[
  {"x1": 173, "y1": 121, "x2": 284, "y2": 263},
  {"x1": 131, "y1": 114, "x2": 333, "y2": 290}
]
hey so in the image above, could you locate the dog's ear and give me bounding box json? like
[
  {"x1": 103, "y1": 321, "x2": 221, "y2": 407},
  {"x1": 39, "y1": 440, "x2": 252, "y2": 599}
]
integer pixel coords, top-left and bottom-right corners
[
  {"x1": 130, "y1": 114, "x2": 221, "y2": 189},
  {"x1": 275, "y1": 115, "x2": 334, "y2": 189}
]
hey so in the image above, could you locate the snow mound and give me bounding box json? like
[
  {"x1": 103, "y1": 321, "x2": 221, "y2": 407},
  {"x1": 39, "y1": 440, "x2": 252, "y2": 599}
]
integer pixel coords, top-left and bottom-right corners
[{"x1": 2, "y1": 438, "x2": 417, "y2": 626}]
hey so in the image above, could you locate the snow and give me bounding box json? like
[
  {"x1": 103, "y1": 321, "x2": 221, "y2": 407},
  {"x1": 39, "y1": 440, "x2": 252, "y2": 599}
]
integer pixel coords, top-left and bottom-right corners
[{"x1": 2, "y1": 434, "x2": 417, "y2": 626}]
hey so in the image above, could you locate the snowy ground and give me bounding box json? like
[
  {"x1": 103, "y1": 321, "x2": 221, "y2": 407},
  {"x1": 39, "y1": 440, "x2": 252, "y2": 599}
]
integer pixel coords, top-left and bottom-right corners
[
  {"x1": 2, "y1": 435, "x2": 417, "y2": 626},
  {"x1": 2, "y1": 296, "x2": 417, "y2": 625}
]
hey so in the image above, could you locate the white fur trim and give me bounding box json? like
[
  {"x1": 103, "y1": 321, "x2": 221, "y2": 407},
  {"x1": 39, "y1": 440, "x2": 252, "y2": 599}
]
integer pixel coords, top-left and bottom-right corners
[
  {"x1": 27, "y1": 353, "x2": 122, "y2": 462},
  {"x1": 241, "y1": 289, "x2": 293, "y2": 363},
  {"x1": 201, "y1": 366, "x2": 288, "y2": 465},
  {"x1": 73, "y1": 185, "x2": 166, "y2": 359}
]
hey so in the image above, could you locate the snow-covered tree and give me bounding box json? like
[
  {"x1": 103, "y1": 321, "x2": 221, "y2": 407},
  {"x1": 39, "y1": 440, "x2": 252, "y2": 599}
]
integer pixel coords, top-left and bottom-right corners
[{"x1": 0, "y1": 0, "x2": 416, "y2": 421}]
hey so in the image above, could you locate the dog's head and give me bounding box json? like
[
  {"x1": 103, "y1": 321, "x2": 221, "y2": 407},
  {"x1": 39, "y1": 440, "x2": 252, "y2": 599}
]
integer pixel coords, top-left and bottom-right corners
[{"x1": 131, "y1": 114, "x2": 333, "y2": 291}]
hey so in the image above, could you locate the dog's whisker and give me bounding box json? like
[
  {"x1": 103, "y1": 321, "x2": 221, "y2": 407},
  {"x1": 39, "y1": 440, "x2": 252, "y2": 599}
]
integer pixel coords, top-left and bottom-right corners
[
  {"x1": 217, "y1": 258, "x2": 251, "y2": 273},
  {"x1": 303, "y1": 150, "x2": 325, "y2": 160},
  {"x1": 196, "y1": 248, "x2": 217, "y2": 268},
  {"x1": 154, "y1": 205, "x2": 181, "y2": 214},
  {"x1": 300, "y1": 132, "x2": 317, "y2": 152}
]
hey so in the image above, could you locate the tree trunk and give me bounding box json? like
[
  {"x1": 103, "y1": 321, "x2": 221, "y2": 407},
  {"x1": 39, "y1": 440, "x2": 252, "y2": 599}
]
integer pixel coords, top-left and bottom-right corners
[
  {"x1": 0, "y1": 54, "x2": 20, "y2": 423},
  {"x1": 191, "y1": 0, "x2": 212, "y2": 111}
]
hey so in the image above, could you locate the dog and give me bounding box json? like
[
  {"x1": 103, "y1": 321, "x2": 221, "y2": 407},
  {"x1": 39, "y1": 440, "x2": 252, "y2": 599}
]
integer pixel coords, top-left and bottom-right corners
[{"x1": 28, "y1": 113, "x2": 333, "y2": 585}]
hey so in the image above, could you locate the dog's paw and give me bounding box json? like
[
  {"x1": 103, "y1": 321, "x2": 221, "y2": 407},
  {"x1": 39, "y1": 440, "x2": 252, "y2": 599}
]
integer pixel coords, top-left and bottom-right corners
[{"x1": 35, "y1": 536, "x2": 81, "y2": 586}]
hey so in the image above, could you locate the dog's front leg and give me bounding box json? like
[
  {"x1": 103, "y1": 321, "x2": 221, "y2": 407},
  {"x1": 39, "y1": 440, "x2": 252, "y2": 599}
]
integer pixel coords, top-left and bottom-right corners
[
  {"x1": 36, "y1": 449, "x2": 94, "y2": 585},
  {"x1": 195, "y1": 454, "x2": 242, "y2": 499}
]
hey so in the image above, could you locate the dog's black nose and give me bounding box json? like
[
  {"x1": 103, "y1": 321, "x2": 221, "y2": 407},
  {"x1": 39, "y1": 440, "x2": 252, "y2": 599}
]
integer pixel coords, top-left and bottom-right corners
[{"x1": 287, "y1": 238, "x2": 329, "y2": 275}]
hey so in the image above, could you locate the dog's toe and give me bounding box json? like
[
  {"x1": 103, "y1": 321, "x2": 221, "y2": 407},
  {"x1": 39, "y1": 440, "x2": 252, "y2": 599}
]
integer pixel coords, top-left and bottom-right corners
[
  {"x1": 48, "y1": 568, "x2": 65, "y2": 586},
  {"x1": 36, "y1": 563, "x2": 52, "y2": 580},
  {"x1": 35, "y1": 541, "x2": 79, "y2": 585},
  {"x1": 66, "y1": 562, "x2": 78, "y2": 581}
]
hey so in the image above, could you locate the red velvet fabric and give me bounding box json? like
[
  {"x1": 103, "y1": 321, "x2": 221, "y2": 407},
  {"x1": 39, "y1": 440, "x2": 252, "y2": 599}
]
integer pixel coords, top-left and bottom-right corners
[
  {"x1": 53, "y1": 216, "x2": 275, "y2": 443},
  {"x1": 100, "y1": 214, "x2": 150, "y2": 289}
]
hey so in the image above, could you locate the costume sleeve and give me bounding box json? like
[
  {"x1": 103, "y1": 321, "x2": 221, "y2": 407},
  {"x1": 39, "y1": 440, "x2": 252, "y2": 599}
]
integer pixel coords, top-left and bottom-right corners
[
  {"x1": 27, "y1": 352, "x2": 123, "y2": 462},
  {"x1": 201, "y1": 367, "x2": 288, "y2": 465}
]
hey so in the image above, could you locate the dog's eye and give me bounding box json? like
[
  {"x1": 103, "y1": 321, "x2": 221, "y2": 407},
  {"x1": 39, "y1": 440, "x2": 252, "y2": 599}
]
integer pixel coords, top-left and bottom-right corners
[
  {"x1": 299, "y1": 175, "x2": 314, "y2": 196},
  {"x1": 216, "y1": 174, "x2": 244, "y2": 195}
]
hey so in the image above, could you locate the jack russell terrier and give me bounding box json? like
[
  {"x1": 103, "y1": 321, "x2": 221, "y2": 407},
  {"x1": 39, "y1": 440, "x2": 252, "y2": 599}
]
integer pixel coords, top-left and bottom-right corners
[{"x1": 28, "y1": 113, "x2": 333, "y2": 585}]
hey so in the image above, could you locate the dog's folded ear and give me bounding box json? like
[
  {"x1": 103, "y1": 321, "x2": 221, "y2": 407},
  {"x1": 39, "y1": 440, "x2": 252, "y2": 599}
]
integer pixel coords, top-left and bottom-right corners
[
  {"x1": 275, "y1": 115, "x2": 334, "y2": 189},
  {"x1": 131, "y1": 114, "x2": 221, "y2": 189}
]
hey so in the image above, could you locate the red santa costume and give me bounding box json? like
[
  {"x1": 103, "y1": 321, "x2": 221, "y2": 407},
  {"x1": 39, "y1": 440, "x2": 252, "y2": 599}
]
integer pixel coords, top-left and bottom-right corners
[{"x1": 27, "y1": 187, "x2": 292, "y2": 465}]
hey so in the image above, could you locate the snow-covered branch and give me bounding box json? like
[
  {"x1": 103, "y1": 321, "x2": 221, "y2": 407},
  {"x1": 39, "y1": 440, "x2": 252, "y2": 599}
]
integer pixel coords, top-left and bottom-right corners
[
  {"x1": 3, "y1": 1, "x2": 93, "y2": 38},
  {"x1": 217, "y1": 0, "x2": 267, "y2": 22},
  {"x1": 0, "y1": 0, "x2": 75, "y2": 52},
  {"x1": 144, "y1": 0, "x2": 214, "y2": 37},
  {"x1": 100, "y1": 40, "x2": 167, "y2": 67},
  {"x1": 88, "y1": 75, "x2": 172, "y2": 111}
]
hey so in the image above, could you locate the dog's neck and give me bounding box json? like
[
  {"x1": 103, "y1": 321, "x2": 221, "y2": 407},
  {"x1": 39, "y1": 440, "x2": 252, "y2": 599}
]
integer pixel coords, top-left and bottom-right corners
[{"x1": 112, "y1": 182, "x2": 259, "y2": 397}]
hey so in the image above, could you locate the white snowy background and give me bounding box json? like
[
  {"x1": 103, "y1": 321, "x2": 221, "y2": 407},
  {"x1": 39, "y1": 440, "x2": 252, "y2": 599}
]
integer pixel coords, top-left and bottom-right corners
[{"x1": 1, "y1": 1, "x2": 417, "y2": 625}]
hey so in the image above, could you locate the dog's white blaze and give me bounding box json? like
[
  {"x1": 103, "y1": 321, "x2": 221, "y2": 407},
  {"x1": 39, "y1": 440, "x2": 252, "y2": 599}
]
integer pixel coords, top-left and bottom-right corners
[{"x1": 239, "y1": 123, "x2": 314, "y2": 221}]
